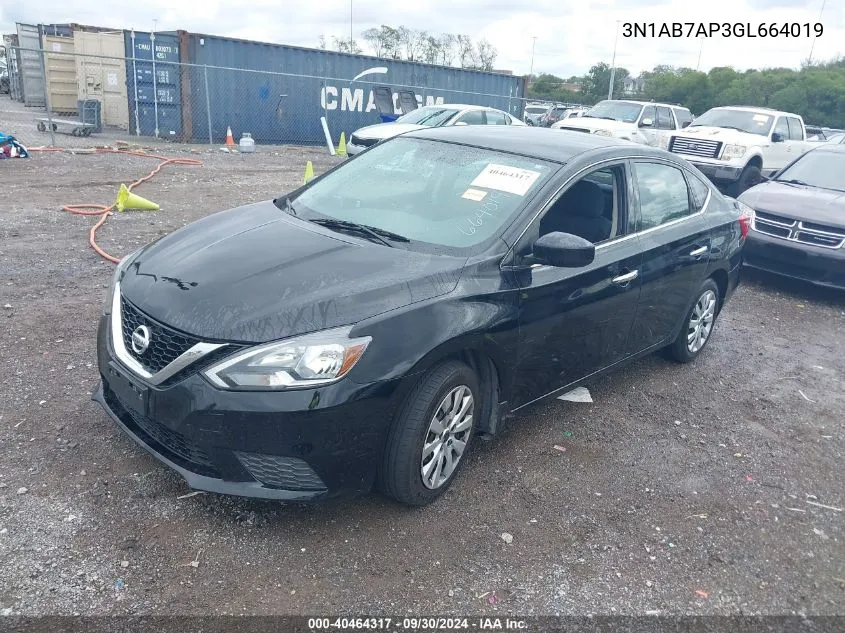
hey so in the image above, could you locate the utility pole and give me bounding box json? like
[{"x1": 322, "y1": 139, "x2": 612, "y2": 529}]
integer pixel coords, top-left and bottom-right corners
[
  {"x1": 696, "y1": 38, "x2": 704, "y2": 71},
  {"x1": 607, "y1": 21, "x2": 620, "y2": 100},
  {"x1": 529, "y1": 36, "x2": 537, "y2": 77},
  {"x1": 808, "y1": 0, "x2": 826, "y2": 65},
  {"x1": 350, "y1": 0, "x2": 353, "y2": 46}
]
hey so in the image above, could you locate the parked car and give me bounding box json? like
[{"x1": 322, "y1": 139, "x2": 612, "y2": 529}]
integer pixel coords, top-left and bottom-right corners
[
  {"x1": 738, "y1": 144, "x2": 845, "y2": 289},
  {"x1": 537, "y1": 105, "x2": 573, "y2": 127},
  {"x1": 667, "y1": 106, "x2": 815, "y2": 196},
  {"x1": 95, "y1": 126, "x2": 746, "y2": 505},
  {"x1": 549, "y1": 108, "x2": 589, "y2": 128},
  {"x1": 523, "y1": 103, "x2": 551, "y2": 126},
  {"x1": 555, "y1": 100, "x2": 694, "y2": 148},
  {"x1": 346, "y1": 104, "x2": 525, "y2": 155},
  {"x1": 805, "y1": 125, "x2": 828, "y2": 141}
]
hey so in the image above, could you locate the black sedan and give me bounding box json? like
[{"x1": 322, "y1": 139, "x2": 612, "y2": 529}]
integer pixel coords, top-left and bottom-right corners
[
  {"x1": 94, "y1": 126, "x2": 746, "y2": 506},
  {"x1": 739, "y1": 144, "x2": 845, "y2": 289}
]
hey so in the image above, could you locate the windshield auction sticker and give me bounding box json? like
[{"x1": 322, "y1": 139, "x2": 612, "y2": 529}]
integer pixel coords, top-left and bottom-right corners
[{"x1": 470, "y1": 164, "x2": 541, "y2": 196}]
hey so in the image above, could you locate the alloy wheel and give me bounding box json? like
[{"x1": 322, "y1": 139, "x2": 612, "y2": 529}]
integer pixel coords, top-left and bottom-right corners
[
  {"x1": 420, "y1": 385, "x2": 474, "y2": 490},
  {"x1": 687, "y1": 289, "x2": 717, "y2": 354}
]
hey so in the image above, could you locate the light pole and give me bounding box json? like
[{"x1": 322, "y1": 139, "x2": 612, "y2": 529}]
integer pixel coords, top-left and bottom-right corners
[
  {"x1": 607, "y1": 20, "x2": 620, "y2": 100},
  {"x1": 696, "y1": 38, "x2": 704, "y2": 71},
  {"x1": 350, "y1": 0, "x2": 353, "y2": 46},
  {"x1": 529, "y1": 36, "x2": 537, "y2": 77}
]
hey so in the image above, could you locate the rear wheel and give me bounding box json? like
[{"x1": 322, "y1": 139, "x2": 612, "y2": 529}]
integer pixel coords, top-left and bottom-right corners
[
  {"x1": 378, "y1": 361, "x2": 480, "y2": 506},
  {"x1": 666, "y1": 279, "x2": 720, "y2": 363}
]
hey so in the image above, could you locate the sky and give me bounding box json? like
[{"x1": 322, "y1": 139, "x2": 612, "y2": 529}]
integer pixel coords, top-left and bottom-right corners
[{"x1": 1, "y1": 0, "x2": 842, "y2": 77}]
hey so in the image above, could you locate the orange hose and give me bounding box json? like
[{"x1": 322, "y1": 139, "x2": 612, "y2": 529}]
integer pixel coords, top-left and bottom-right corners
[{"x1": 29, "y1": 147, "x2": 201, "y2": 264}]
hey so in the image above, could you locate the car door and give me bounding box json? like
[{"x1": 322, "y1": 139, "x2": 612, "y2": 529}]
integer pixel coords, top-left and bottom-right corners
[
  {"x1": 626, "y1": 160, "x2": 713, "y2": 353},
  {"x1": 768, "y1": 116, "x2": 792, "y2": 168},
  {"x1": 654, "y1": 105, "x2": 676, "y2": 148},
  {"x1": 511, "y1": 161, "x2": 643, "y2": 408},
  {"x1": 638, "y1": 105, "x2": 658, "y2": 145},
  {"x1": 787, "y1": 116, "x2": 810, "y2": 158}
]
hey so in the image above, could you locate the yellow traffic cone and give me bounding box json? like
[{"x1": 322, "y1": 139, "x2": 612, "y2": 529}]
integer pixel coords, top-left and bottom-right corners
[
  {"x1": 336, "y1": 132, "x2": 348, "y2": 157},
  {"x1": 114, "y1": 184, "x2": 160, "y2": 213},
  {"x1": 303, "y1": 160, "x2": 315, "y2": 184}
]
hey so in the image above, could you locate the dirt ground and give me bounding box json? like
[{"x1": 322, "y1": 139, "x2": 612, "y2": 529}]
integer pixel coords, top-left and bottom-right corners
[{"x1": 1, "y1": 94, "x2": 844, "y2": 617}]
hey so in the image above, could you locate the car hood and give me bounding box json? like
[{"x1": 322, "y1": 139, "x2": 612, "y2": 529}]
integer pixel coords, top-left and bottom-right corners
[
  {"x1": 739, "y1": 181, "x2": 845, "y2": 228},
  {"x1": 119, "y1": 201, "x2": 466, "y2": 343},
  {"x1": 676, "y1": 126, "x2": 770, "y2": 144},
  {"x1": 352, "y1": 122, "x2": 427, "y2": 141},
  {"x1": 557, "y1": 117, "x2": 637, "y2": 132}
]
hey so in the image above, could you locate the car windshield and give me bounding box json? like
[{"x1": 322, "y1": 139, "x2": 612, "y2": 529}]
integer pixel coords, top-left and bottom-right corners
[
  {"x1": 291, "y1": 137, "x2": 556, "y2": 252},
  {"x1": 690, "y1": 109, "x2": 774, "y2": 135},
  {"x1": 775, "y1": 151, "x2": 845, "y2": 192},
  {"x1": 395, "y1": 106, "x2": 461, "y2": 126},
  {"x1": 583, "y1": 101, "x2": 644, "y2": 123}
]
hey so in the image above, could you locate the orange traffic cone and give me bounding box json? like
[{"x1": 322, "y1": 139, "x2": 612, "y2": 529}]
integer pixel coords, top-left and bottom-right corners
[{"x1": 225, "y1": 126, "x2": 235, "y2": 147}]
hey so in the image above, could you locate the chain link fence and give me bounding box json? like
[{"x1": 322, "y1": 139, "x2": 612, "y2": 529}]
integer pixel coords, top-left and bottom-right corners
[{"x1": 9, "y1": 46, "x2": 544, "y2": 149}]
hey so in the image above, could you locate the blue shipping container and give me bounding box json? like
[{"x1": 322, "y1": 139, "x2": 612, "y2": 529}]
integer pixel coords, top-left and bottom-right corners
[
  {"x1": 185, "y1": 34, "x2": 525, "y2": 145},
  {"x1": 125, "y1": 30, "x2": 182, "y2": 139}
]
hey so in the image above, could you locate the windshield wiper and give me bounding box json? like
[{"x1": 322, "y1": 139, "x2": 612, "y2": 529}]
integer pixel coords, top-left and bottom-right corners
[
  {"x1": 308, "y1": 218, "x2": 410, "y2": 247},
  {"x1": 584, "y1": 115, "x2": 617, "y2": 121},
  {"x1": 777, "y1": 178, "x2": 813, "y2": 187}
]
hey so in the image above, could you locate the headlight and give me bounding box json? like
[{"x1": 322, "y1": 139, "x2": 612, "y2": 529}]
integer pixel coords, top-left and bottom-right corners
[
  {"x1": 103, "y1": 248, "x2": 142, "y2": 315},
  {"x1": 203, "y1": 326, "x2": 372, "y2": 390},
  {"x1": 722, "y1": 144, "x2": 747, "y2": 160},
  {"x1": 593, "y1": 129, "x2": 612, "y2": 137}
]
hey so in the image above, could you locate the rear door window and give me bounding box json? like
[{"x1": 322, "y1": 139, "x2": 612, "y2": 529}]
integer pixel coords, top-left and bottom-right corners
[
  {"x1": 633, "y1": 162, "x2": 692, "y2": 230},
  {"x1": 656, "y1": 106, "x2": 675, "y2": 130},
  {"x1": 786, "y1": 117, "x2": 804, "y2": 140}
]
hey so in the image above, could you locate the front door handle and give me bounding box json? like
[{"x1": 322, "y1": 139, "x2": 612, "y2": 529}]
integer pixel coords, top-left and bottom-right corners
[
  {"x1": 690, "y1": 245, "x2": 709, "y2": 258},
  {"x1": 611, "y1": 270, "x2": 639, "y2": 285}
]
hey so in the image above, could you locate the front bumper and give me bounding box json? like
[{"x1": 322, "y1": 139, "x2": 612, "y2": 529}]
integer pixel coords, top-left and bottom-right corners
[
  {"x1": 744, "y1": 231, "x2": 845, "y2": 290},
  {"x1": 687, "y1": 161, "x2": 743, "y2": 183},
  {"x1": 94, "y1": 315, "x2": 404, "y2": 500}
]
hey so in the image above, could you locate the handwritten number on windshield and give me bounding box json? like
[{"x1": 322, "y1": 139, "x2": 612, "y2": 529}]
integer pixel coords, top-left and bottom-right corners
[{"x1": 457, "y1": 192, "x2": 505, "y2": 236}]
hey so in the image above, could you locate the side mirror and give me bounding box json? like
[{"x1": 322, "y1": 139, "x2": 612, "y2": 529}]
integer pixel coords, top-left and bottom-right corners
[
  {"x1": 682, "y1": 121, "x2": 691, "y2": 128},
  {"x1": 532, "y1": 232, "x2": 596, "y2": 268},
  {"x1": 639, "y1": 117, "x2": 654, "y2": 127},
  {"x1": 772, "y1": 132, "x2": 784, "y2": 143}
]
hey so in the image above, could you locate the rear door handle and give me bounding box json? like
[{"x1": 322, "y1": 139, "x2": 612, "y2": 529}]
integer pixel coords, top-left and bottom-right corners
[
  {"x1": 690, "y1": 245, "x2": 709, "y2": 257},
  {"x1": 611, "y1": 270, "x2": 638, "y2": 285}
]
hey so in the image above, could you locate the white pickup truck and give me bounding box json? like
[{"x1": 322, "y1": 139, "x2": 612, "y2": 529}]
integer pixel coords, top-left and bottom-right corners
[
  {"x1": 555, "y1": 99, "x2": 694, "y2": 147},
  {"x1": 666, "y1": 106, "x2": 815, "y2": 195}
]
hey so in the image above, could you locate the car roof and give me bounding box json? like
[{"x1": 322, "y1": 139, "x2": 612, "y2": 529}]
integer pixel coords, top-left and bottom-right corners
[
  {"x1": 421, "y1": 103, "x2": 507, "y2": 113},
  {"x1": 809, "y1": 143, "x2": 845, "y2": 154},
  {"x1": 713, "y1": 105, "x2": 802, "y2": 118},
  {"x1": 601, "y1": 99, "x2": 689, "y2": 110},
  {"x1": 403, "y1": 125, "x2": 668, "y2": 163}
]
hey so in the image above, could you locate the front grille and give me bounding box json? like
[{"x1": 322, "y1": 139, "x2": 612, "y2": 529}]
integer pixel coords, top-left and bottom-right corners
[
  {"x1": 121, "y1": 298, "x2": 200, "y2": 374},
  {"x1": 236, "y1": 452, "x2": 327, "y2": 491},
  {"x1": 669, "y1": 136, "x2": 722, "y2": 159},
  {"x1": 557, "y1": 126, "x2": 591, "y2": 133},
  {"x1": 104, "y1": 384, "x2": 218, "y2": 477},
  {"x1": 753, "y1": 211, "x2": 845, "y2": 249},
  {"x1": 350, "y1": 134, "x2": 377, "y2": 147}
]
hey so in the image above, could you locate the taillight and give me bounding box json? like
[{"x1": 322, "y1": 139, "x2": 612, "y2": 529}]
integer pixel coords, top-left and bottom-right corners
[{"x1": 738, "y1": 215, "x2": 751, "y2": 239}]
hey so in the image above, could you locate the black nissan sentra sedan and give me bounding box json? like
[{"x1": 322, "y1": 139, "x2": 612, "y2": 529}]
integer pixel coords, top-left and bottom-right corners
[
  {"x1": 95, "y1": 126, "x2": 747, "y2": 506},
  {"x1": 738, "y1": 144, "x2": 845, "y2": 289}
]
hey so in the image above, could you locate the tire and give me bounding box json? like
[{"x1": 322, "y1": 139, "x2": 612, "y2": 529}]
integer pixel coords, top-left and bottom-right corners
[
  {"x1": 665, "y1": 279, "x2": 721, "y2": 363},
  {"x1": 37, "y1": 121, "x2": 47, "y2": 132},
  {"x1": 729, "y1": 164, "x2": 762, "y2": 197},
  {"x1": 378, "y1": 361, "x2": 480, "y2": 506}
]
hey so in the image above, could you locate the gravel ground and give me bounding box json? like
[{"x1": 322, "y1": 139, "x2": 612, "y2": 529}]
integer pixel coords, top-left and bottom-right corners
[{"x1": 1, "y1": 94, "x2": 844, "y2": 617}]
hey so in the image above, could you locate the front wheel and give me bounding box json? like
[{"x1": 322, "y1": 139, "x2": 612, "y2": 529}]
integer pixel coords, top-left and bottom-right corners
[
  {"x1": 666, "y1": 279, "x2": 721, "y2": 363},
  {"x1": 378, "y1": 361, "x2": 480, "y2": 506},
  {"x1": 729, "y1": 164, "x2": 762, "y2": 197}
]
